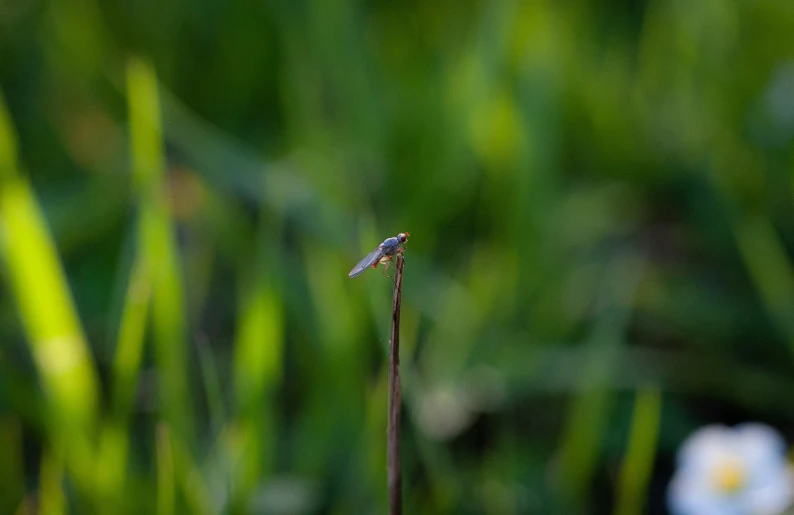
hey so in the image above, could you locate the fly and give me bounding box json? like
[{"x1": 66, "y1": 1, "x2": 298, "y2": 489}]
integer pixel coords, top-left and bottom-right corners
[{"x1": 349, "y1": 232, "x2": 410, "y2": 279}]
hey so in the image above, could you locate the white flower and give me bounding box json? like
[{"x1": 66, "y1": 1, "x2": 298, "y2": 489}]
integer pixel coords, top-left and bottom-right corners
[{"x1": 668, "y1": 423, "x2": 794, "y2": 515}]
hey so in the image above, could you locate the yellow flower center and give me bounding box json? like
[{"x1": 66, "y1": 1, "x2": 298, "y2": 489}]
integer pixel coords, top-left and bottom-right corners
[{"x1": 713, "y1": 459, "x2": 746, "y2": 493}]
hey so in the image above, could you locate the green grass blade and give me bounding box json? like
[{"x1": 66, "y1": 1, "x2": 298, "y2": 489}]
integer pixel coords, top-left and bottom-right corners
[
  {"x1": 231, "y1": 268, "x2": 283, "y2": 503},
  {"x1": 39, "y1": 451, "x2": 65, "y2": 515},
  {"x1": 555, "y1": 255, "x2": 643, "y2": 510},
  {"x1": 734, "y1": 215, "x2": 794, "y2": 351},
  {"x1": 0, "y1": 416, "x2": 24, "y2": 513},
  {"x1": 127, "y1": 57, "x2": 193, "y2": 443},
  {"x1": 96, "y1": 158, "x2": 153, "y2": 512},
  {"x1": 110, "y1": 257, "x2": 151, "y2": 418},
  {"x1": 614, "y1": 387, "x2": 662, "y2": 515},
  {"x1": 196, "y1": 336, "x2": 227, "y2": 435},
  {"x1": 0, "y1": 89, "x2": 99, "y2": 491},
  {"x1": 156, "y1": 424, "x2": 175, "y2": 515}
]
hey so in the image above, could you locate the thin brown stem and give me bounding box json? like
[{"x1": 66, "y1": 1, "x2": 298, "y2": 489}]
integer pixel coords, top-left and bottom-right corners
[{"x1": 388, "y1": 253, "x2": 404, "y2": 515}]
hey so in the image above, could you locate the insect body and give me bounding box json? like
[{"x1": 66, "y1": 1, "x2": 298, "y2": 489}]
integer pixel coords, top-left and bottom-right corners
[{"x1": 349, "y1": 232, "x2": 410, "y2": 278}]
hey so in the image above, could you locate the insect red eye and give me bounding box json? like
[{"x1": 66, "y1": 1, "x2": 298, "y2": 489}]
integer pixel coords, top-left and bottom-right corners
[{"x1": 399, "y1": 235, "x2": 407, "y2": 242}]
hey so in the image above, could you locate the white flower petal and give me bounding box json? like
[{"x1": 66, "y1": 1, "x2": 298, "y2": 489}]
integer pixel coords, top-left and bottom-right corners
[
  {"x1": 733, "y1": 423, "x2": 788, "y2": 476},
  {"x1": 677, "y1": 425, "x2": 733, "y2": 467},
  {"x1": 743, "y1": 467, "x2": 794, "y2": 515},
  {"x1": 668, "y1": 473, "x2": 742, "y2": 515},
  {"x1": 668, "y1": 423, "x2": 793, "y2": 515}
]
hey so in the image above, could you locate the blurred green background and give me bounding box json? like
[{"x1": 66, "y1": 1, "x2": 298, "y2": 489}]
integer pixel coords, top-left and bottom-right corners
[{"x1": 1, "y1": 0, "x2": 794, "y2": 513}]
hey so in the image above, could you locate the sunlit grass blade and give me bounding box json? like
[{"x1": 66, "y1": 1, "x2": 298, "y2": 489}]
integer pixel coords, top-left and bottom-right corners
[
  {"x1": 614, "y1": 387, "x2": 662, "y2": 515},
  {"x1": 94, "y1": 422, "x2": 127, "y2": 511},
  {"x1": 38, "y1": 451, "x2": 65, "y2": 515},
  {"x1": 0, "y1": 89, "x2": 99, "y2": 492},
  {"x1": 110, "y1": 253, "x2": 151, "y2": 418},
  {"x1": 230, "y1": 260, "x2": 283, "y2": 505},
  {"x1": 157, "y1": 424, "x2": 175, "y2": 515},
  {"x1": 127, "y1": 57, "x2": 193, "y2": 443},
  {"x1": 96, "y1": 255, "x2": 151, "y2": 507},
  {"x1": 94, "y1": 87, "x2": 159, "y2": 510}
]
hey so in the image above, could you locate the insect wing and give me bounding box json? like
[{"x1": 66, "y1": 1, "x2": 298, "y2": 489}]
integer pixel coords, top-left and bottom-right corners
[{"x1": 349, "y1": 246, "x2": 386, "y2": 278}]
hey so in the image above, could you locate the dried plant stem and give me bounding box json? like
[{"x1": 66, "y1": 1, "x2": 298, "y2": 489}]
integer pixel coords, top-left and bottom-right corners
[{"x1": 388, "y1": 254, "x2": 404, "y2": 515}]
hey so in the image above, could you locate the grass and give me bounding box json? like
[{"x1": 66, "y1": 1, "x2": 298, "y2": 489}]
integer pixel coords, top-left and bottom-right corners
[{"x1": 0, "y1": 1, "x2": 793, "y2": 513}]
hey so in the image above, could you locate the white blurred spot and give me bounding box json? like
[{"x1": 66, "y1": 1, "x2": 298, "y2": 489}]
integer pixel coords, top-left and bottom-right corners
[{"x1": 416, "y1": 385, "x2": 474, "y2": 440}]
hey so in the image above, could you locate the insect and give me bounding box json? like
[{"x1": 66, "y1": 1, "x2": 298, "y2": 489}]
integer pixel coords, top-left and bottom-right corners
[{"x1": 349, "y1": 232, "x2": 410, "y2": 279}]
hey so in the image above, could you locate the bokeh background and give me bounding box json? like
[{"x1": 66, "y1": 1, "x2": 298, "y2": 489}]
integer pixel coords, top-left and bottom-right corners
[{"x1": 1, "y1": 0, "x2": 794, "y2": 513}]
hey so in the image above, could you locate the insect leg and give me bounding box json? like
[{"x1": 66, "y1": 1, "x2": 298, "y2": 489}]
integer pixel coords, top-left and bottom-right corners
[{"x1": 380, "y1": 256, "x2": 394, "y2": 279}]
